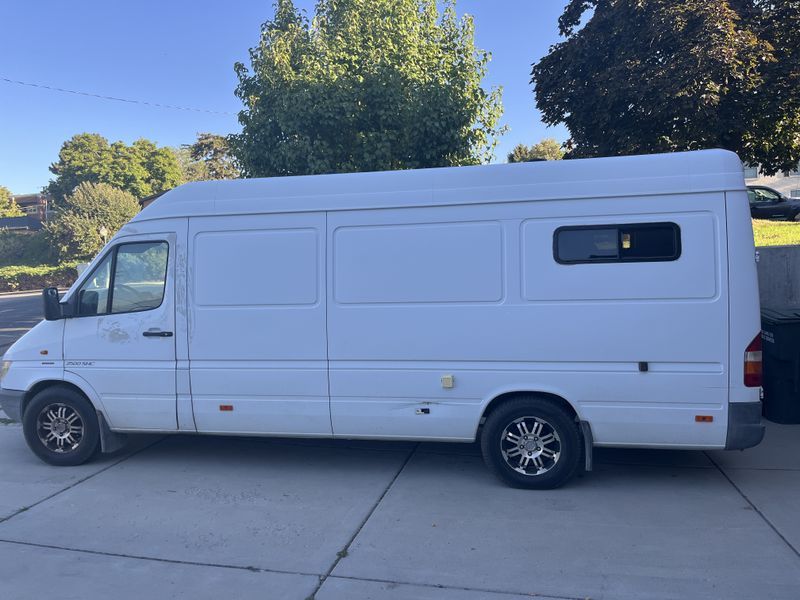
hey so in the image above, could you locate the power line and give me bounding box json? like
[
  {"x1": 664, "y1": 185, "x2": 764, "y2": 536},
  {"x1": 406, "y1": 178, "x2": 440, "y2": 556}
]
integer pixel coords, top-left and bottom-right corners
[{"x1": 0, "y1": 76, "x2": 237, "y2": 116}]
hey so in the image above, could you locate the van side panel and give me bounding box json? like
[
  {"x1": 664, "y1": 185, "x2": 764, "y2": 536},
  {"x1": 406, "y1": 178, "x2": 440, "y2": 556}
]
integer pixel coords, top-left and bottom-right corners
[
  {"x1": 187, "y1": 213, "x2": 331, "y2": 435},
  {"x1": 328, "y1": 194, "x2": 729, "y2": 446}
]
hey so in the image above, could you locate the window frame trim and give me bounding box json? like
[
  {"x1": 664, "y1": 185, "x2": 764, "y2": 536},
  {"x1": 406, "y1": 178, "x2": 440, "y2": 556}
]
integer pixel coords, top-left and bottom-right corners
[
  {"x1": 553, "y1": 222, "x2": 682, "y2": 265},
  {"x1": 75, "y1": 239, "x2": 170, "y2": 318}
]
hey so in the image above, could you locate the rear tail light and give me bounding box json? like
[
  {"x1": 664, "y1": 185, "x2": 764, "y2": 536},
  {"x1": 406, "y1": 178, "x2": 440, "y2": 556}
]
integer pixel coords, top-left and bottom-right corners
[{"x1": 744, "y1": 334, "x2": 762, "y2": 387}]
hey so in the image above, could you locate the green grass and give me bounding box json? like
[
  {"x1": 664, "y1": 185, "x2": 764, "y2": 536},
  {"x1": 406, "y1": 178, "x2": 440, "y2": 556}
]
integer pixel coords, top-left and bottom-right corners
[
  {"x1": 0, "y1": 263, "x2": 76, "y2": 279},
  {"x1": 752, "y1": 219, "x2": 800, "y2": 247}
]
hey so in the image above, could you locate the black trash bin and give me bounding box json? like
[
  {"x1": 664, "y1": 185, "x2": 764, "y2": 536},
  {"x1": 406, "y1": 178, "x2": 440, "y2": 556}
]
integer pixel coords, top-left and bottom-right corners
[{"x1": 760, "y1": 307, "x2": 800, "y2": 424}]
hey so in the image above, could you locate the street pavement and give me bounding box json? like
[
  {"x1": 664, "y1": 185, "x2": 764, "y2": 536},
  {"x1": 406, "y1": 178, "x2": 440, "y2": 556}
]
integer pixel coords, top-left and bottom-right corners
[
  {"x1": 1, "y1": 292, "x2": 799, "y2": 599},
  {"x1": 0, "y1": 292, "x2": 41, "y2": 356}
]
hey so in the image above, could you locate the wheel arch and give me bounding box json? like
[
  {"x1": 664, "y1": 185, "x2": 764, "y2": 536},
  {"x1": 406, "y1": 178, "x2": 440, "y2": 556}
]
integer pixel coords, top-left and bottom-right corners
[
  {"x1": 22, "y1": 378, "x2": 99, "y2": 420},
  {"x1": 480, "y1": 390, "x2": 580, "y2": 426}
]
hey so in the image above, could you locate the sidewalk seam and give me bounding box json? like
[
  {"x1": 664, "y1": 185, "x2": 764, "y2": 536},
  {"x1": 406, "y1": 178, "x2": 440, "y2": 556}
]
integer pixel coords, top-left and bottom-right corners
[
  {"x1": 0, "y1": 436, "x2": 165, "y2": 525},
  {"x1": 0, "y1": 538, "x2": 585, "y2": 599},
  {"x1": 306, "y1": 442, "x2": 419, "y2": 600},
  {"x1": 705, "y1": 451, "x2": 800, "y2": 559},
  {"x1": 0, "y1": 538, "x2": 318, "y2": 578}
]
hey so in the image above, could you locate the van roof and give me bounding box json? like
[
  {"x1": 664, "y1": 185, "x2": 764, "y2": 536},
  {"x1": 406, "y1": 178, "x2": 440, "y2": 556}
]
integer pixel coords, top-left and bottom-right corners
[{"x1": 131, "y1": 149, "x2": 745, "y2": 222}]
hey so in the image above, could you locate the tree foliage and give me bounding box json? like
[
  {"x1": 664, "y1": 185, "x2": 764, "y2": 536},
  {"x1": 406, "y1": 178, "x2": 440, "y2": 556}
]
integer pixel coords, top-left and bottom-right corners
[
  {"x1": 231, "y1": 0, "x2": 504, "y2": 177},
  {"x1": 47, "y1": 134, "x2": 184, "y2": 203},
  {"x1": 44, "y1": 182, "x2": 140, "y2": 261},
  {"x1": 179, "y1": 133, "x2": 240, "y2": 181},
  {"x1": 532, "y1": 0, "x2": 800, "y2": 174},
  {"x1": 0, "y1": 186, "x2": 24, "y2": 218},
  {"x1": 507, "y1": 138, "x2": 564, "y2": 163}
]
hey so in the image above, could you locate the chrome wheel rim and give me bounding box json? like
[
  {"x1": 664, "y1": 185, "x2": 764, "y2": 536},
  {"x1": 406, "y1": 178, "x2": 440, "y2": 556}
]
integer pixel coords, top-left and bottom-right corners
[
  {"x1": 36, "y1": 403, "x2": 84, "y2": 453},
  {"x1": 500, "y1": 416, "x2": 561, "y2": 476}
]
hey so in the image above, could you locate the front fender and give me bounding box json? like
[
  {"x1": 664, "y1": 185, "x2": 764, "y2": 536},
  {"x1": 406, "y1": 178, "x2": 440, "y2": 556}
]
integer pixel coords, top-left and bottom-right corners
[{"x1": 62, "y1": 370, "x2": 111, "y2": 424}]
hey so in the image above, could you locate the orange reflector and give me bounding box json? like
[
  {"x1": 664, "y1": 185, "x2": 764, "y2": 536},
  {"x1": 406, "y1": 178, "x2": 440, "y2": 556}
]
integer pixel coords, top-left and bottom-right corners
[
  {"x1": 695, "y1": 415, "x2": 713, "y2": 423},
  {"x1": 219, "y1": 404, "x2": 234, "y2": 412},
  {"x1": 40, "y1": 350, "x2": 48, "y2": 355}
]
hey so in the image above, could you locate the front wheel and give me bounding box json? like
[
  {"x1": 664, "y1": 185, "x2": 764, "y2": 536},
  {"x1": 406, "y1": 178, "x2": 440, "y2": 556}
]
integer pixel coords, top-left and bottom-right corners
[
  {"x1": 480, "y1": 397, "x2": 581, "y2": 489},
  {"x1": 22, "y1": 386, "x2": 99, "y2": 466}
]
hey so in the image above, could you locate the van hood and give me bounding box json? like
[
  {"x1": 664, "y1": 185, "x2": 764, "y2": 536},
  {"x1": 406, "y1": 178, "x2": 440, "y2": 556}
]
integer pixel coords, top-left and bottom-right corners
[{"x1": 3, "y1": 320, "x2": 64, "y2": 361}]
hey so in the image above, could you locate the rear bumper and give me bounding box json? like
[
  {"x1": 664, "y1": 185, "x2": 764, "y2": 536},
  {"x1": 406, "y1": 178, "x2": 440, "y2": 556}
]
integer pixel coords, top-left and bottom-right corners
[
  {"x1": 0, "y1": 387, "x2": 24, "y2": 422},
  {"x1": 726, "y1": 401, "x2": 765, "y2": 450}
]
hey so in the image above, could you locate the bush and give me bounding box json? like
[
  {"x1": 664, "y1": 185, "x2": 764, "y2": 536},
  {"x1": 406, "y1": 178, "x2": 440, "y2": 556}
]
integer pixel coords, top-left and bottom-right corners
[
  {"x1": 0, "y1": 231, "x2": 56, "y2": 266},
  {"x1": 45, "y1": 182, "x2": 140, "y2": 262},
  {"x1": 0, "y1": 263, "x2": 80, "y2": 292}
]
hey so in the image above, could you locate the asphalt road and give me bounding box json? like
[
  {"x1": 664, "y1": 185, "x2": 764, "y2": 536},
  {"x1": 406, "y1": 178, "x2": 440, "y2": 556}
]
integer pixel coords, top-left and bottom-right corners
[{"x1": 0, "y1": 292, "x2": 42, "y2": 356}]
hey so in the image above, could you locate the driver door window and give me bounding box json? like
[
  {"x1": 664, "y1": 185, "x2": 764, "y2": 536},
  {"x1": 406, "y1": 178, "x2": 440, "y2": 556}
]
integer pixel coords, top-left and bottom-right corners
[{"x1": 77, "y1": 241, "x2": 168, "y2": 316}]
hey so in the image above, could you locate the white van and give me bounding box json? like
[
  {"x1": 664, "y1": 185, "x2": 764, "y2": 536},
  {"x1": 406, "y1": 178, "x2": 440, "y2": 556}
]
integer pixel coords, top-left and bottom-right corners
[{"x1": 0, "y1": 149, "x2": 764, "y2": 488}]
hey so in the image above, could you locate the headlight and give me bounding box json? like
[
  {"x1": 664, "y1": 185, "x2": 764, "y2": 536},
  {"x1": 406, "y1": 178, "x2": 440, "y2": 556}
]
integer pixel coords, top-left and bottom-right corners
[{"x1": 0, "y1": 361, "x2": 11, "y2": 383}]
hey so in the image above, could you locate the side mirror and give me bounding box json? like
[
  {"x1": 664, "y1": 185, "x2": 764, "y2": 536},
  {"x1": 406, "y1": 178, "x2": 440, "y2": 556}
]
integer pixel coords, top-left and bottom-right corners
[{"x1": 42, "y1": 287, "x2": 62, "y2": 321}]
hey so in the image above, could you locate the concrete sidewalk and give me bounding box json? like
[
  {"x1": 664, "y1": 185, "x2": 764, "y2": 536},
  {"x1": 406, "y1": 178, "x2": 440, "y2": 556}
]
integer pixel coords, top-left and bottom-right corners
[{"x1": 0, "y1": 418, "x2": 798, "y2": 600}]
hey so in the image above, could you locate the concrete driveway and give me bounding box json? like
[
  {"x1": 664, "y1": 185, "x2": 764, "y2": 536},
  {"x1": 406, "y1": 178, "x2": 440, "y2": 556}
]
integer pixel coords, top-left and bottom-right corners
[
  {"x1": 1, "y1": 292, "x2": 799, "y2": 599},
  {"x1": 1, "y1": 422, "x2": 799, "y2": 600}
]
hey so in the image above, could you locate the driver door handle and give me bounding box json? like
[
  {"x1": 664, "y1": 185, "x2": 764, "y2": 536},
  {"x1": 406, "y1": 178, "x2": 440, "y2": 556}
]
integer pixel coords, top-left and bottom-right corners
[{"x1": 142, "y1": 330, "x2": 173, "y2": 337}]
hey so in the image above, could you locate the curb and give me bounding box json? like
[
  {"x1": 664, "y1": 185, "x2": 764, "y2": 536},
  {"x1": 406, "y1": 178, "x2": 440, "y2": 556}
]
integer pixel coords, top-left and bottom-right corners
[{"x1": 0, "y1": 288, "x2": 69, "y2": 298}]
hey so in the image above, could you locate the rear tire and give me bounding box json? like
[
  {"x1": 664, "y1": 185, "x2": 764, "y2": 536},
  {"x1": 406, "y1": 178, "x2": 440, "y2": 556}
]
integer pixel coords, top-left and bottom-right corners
[
  {"x1": 480, "y1": 396, "x2": 581, "y2": 489},
  {"x1": 22, "y1": 386, "x2": 99, "y2": 466}
]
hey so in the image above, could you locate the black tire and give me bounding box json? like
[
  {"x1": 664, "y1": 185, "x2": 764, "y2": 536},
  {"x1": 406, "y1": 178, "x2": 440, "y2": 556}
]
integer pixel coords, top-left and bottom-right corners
[
  {"x1": 480, "y1": 396, "x2": 581, "y2": 489},
  {"x1": 22, "y1": 386, "x2": 99, "y2": 466}
]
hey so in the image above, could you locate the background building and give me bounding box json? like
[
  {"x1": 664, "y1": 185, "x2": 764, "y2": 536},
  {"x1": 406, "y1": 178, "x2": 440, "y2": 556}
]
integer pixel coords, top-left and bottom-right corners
[{"x1": 11, "y1": 193, "x2": 49, "y2": 220}]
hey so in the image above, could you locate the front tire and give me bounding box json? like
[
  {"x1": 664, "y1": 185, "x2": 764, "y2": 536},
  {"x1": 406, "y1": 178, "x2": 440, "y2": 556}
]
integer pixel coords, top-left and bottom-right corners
[
  {"x1": 480, "y1": 396, "x2": 581, "y2": 489},
  {"x1": 22, "y1": 386, "x2": 99, "y2": 466}
]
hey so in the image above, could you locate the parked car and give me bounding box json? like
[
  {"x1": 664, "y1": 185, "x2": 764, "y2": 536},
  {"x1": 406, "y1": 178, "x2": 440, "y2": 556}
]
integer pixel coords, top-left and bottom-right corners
[
  {"x1": 0, "y1": 149, "x2": 764, "y2": 489},
  {"x1": 747, "y1": 185, "x2": 800, "y2": 220}
]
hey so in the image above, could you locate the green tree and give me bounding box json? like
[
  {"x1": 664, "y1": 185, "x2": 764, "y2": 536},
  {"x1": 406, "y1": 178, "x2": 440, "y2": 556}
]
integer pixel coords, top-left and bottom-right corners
[
  {"x1": 231, "y1": 0, "x2": 504, "y2": 177},
  {"x1": 47, "y1": 134, "x2": 183, "y2": 203},
  {"x1": 179, "y1": 133, "x2": 240, "y2": 181},
  {"x1": 46, "y1": 133, "x2": 113, "y2": 203},
  {"x1": 170, "y1": 147, "x2": 203, "y2": 183},
  {"x1": 0, "y1": 186, "x2": 24, "y2": 218},
  {"x1": 532, "y1": 1, "x2": 800, "y2": 175},
  {"x1": 507, "y1": 138, "x2": 564, "y2": 163},
  {"x1": 44, "y1": 182, "x2": 140, "y2": 261}
]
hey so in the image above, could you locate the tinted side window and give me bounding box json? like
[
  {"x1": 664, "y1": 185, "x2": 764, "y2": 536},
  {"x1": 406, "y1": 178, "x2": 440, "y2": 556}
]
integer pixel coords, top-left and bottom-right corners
[
  {"x1": 753, "y1": 188, "x2": 779, "y2": 202},
  {"x1": 555, "y1": 223, "x2": 680, "y2": 264}
]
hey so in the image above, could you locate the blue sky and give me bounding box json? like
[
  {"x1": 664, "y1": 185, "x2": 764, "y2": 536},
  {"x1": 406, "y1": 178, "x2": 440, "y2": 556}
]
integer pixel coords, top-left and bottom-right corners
[{"x1": 0, "y1": 0, "x2": 569, "y2": 194}]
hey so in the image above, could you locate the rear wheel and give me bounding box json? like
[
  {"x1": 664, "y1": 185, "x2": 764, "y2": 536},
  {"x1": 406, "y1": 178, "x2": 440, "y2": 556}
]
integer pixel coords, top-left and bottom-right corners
[
  {"x1": 480, "y1": 396, "x2": 581, "y2": 489},
  {"x1": 22, "y1": 386, "x2": 99, "y2": 466}
]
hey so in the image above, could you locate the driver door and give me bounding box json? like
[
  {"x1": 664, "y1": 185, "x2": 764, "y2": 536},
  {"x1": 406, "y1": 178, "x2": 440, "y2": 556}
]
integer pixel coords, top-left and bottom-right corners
[
  {"x1": 63, "y1": 232, "x2": 177, "y2": 430},
  {"x1": 750, "y1": 188, "x2": 782, "y2": 219}
]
